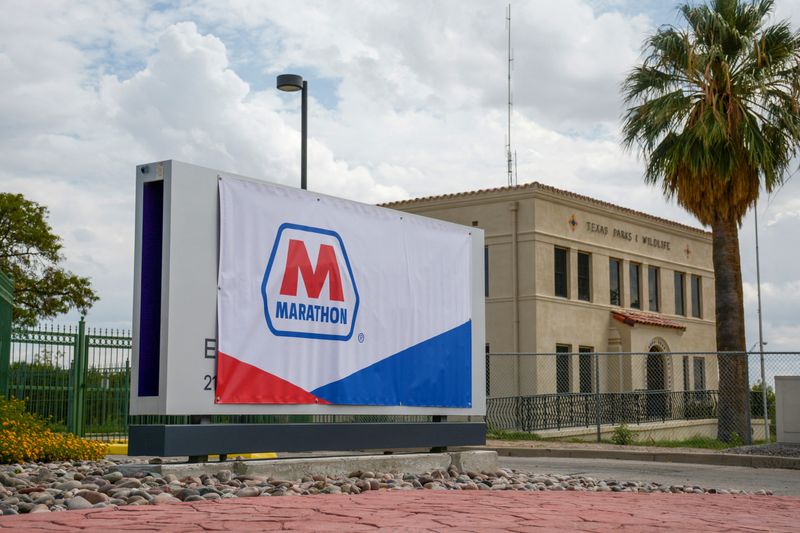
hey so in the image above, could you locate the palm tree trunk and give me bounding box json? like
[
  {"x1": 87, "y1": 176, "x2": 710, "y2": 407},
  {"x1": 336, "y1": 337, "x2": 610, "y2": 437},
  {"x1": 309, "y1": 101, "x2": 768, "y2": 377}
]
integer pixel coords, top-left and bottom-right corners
[{"x1": 711, "y1": 217, "x2": 751, "y2": 444}]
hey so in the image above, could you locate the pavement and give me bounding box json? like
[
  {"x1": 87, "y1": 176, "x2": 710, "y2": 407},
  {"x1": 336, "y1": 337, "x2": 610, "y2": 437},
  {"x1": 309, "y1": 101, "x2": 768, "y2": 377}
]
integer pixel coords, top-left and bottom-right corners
[
  {"x1": 3, "y1": 443, "x2": 798, "y2": 531},
  {"x1": 0, "y1": 491, "x2": 798, "y2": 532},
  {"x1": 481, "y1": 440, "x2": 800, "y2": 469},
  {"x1": 498, "y1": 456, "x2": 800, "y2": 495}
]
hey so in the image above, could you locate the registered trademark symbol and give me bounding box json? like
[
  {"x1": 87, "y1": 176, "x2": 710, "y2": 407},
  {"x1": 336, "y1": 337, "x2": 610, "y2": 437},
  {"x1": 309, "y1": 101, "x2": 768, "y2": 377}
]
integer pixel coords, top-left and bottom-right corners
[{"x1": 358, "y1": 332, "x2": 365, "y2": 343}]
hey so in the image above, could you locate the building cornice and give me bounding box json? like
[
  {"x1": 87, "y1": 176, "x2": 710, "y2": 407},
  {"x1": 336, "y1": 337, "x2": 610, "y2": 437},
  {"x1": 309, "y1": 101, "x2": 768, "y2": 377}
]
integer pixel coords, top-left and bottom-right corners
[{"x1": 381, "y1": 181, "x2": 711, "y2": 238}]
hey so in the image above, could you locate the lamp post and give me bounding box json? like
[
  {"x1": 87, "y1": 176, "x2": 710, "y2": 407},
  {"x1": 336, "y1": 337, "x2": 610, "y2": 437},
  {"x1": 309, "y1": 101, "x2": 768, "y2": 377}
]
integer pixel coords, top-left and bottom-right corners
[
  {"x1": 754, "y1": 205, "x2": 769, "y2": 441},
  {"x1": 276, "y1": 74, "x2": 308, "y2": 190}
]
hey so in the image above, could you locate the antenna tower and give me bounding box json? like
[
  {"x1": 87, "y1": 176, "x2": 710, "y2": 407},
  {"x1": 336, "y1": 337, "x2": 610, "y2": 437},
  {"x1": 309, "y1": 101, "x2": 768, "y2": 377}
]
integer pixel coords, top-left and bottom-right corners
[{"x1": 506, "y1": 4, "x2": 516, "y2": 186}]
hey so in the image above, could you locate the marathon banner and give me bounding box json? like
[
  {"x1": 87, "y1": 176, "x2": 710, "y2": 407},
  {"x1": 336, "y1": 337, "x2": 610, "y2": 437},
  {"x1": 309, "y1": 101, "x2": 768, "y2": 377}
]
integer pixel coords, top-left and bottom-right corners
[{"x1": 216, "y1": 176, "x2": 473, "y2": 407}]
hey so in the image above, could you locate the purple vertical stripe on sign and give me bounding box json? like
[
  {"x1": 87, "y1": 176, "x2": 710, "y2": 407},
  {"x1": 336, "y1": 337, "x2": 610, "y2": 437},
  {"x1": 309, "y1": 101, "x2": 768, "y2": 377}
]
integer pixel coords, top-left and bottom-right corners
[{"x1": 138, "y1": 180, "x2": 163, "y2": 397}]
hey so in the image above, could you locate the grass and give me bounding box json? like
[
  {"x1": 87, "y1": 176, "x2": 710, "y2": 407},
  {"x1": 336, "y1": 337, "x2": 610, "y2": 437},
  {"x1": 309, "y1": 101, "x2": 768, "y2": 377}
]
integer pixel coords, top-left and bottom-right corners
[
  {"x1": 636, "y1": 436, "x2": 769, "y2": 450},
  {"x1": 635, "y1": 436, "x2": 733, "y2": 450},
  {"x1": 486, "y1": 429, "x2": 542, "y2": 441},
  {"x1": 486, "y1": 430, "x2": 766, "y2": 450}
]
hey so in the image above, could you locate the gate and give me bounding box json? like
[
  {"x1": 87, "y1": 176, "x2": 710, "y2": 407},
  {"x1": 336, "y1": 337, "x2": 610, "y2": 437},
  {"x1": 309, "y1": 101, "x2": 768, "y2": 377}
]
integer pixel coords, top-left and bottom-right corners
[{"x1": 2, "y1": 318, "x2": 132, "y2": 441}]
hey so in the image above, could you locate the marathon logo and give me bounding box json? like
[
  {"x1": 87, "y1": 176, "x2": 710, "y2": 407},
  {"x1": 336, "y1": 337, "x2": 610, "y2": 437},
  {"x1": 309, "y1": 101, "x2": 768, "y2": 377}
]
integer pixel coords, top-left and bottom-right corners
[{"x1": 262, "y1": 223, "x2": 359, "y2": 341}]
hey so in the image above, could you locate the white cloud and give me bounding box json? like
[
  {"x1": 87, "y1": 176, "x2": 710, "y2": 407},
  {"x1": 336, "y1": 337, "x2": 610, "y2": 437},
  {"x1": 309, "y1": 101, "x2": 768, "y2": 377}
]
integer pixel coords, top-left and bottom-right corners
[{"x1": 0, "y1": 0, "x2": 799, "y2": 346}]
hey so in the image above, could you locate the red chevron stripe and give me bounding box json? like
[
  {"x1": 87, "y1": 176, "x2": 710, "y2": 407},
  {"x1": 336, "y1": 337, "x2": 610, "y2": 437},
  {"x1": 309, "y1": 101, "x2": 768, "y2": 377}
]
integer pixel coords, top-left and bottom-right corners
[{"x1": 216, "y1": 351, "x2": 330, "y2": 404}]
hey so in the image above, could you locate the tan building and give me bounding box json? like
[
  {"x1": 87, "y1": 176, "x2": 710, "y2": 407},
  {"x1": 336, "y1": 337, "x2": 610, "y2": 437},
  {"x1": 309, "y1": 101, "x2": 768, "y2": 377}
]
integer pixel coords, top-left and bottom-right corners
[{"x1": 384, "y1": 182, "x2": 718, "y2": 400}]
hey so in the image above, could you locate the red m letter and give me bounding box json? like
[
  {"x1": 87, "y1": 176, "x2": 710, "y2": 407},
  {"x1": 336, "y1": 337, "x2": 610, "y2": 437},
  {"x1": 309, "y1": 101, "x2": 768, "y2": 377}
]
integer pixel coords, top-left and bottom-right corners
[{"x1": 279, "y1": 239, "x2": 344, "y2": 301}]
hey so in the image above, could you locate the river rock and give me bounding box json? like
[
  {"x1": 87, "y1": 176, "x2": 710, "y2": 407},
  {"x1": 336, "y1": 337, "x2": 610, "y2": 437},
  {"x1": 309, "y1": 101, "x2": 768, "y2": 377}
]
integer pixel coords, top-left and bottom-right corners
[{"x1": 66, "y1": 496, "x2": 93, "y2": 511}]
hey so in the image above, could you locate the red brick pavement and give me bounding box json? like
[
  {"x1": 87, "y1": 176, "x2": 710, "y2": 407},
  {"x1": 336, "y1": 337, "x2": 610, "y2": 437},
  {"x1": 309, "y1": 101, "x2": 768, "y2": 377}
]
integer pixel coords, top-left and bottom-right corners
[{"x1": 0, "y1": 491, "x2": 797, "y2": 532}]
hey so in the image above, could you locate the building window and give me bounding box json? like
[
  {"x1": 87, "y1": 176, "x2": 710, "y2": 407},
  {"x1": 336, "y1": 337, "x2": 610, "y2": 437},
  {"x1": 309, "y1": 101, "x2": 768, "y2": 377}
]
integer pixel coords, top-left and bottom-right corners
[
  {"x1": 693, "y1": 358, "x2": 706, "y2": 390},
  {"x1": 683, "y1": 356, "x2": 690, "y2": 391},
  {"x1": 648, "y1": 266, "x2": 660, "y2": 312},
  {"x1": 691, "y1": 275, "x2": 702, "y2": 318},
  {"x1": 554, "y1": 247, "x2": 568, "y2": 298},
  {"x1": 579, "y1": 346, "x2": 593, "y2": 394},
  {"x1": 556, "y1": 344, "x2": 571, "y2": 394},
  {"x1": 629, "y1": 263, "x2": 641, "y2": 309},
  {"x1": 609, "y1": 258, "x2": 621, "y2": 306},
  {"x1": 577, "y1": 252, "x2": 591, "y2": 302},
  {"x1": 674, "y1": 271, "x2": 685, "y2": 316},
  {"x1": 484, "y1": 246, "x2": 489, "y2": 297},
  {"x1": 485, "y1": 343, "x2": 491, "y2": 396}
]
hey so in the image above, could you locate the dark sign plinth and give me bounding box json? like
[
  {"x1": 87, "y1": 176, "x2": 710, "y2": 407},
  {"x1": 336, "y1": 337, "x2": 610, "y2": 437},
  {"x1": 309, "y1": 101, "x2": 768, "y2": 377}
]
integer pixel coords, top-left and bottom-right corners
[{"x1": 129, "y1": 422, "x2": 486, "y2": 457}]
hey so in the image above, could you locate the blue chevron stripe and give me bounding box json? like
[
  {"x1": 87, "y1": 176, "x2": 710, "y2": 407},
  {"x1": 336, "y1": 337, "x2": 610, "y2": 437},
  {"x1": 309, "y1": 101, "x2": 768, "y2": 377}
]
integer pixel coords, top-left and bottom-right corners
[{"x1": 311, "y1": 321, "x2": 472, "y2": 407}]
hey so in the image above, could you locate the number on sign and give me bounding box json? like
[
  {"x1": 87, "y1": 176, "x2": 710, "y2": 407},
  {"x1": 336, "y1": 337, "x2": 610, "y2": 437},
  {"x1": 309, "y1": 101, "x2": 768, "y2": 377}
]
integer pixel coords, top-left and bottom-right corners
[{"x1": 203, "y1": 375, "x2": 217, "y2": 391}]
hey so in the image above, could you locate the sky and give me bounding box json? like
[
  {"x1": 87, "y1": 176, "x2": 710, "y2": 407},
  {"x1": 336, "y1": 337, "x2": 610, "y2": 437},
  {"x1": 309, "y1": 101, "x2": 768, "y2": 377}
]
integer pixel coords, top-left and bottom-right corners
[{"x1": 2, "y1": 0, "x2": 800, "y2": 356}]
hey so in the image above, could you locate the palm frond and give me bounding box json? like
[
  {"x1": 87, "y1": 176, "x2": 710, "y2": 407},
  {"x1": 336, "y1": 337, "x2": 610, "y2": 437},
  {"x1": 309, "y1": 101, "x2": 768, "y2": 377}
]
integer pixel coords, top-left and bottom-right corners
[{"x1": 621, "y1": 0, "x2": 800, "y2": 225}]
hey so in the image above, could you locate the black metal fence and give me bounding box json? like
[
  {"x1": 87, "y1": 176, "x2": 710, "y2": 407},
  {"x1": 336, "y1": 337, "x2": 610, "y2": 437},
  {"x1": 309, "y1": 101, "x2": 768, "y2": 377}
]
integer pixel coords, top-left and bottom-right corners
[
  {"x1": 488, "y1": 389, "x2": 720, "y2": 432},
  {"x1": 486, "y1": 351, "x2": 795, "y2": 442}
]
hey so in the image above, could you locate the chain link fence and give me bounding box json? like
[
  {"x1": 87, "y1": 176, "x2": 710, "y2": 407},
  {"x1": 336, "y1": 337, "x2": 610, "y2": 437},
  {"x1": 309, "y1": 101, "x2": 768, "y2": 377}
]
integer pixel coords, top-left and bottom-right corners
[
  {"x1": 486, "y1": 351, "x2": 796, "y2": 444},
  {"x1": 5, "y1": 319, "x2": 796, "y2": 446}
]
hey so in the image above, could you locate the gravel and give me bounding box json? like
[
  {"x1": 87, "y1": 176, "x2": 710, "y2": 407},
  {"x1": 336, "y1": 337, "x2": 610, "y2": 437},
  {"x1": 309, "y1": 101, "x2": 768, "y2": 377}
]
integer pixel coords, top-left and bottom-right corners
[
  {"x1": 724, "y1": 443, "x2": 800, "y2": 457},
  {"x1": 0, "y1": 459, "x2": 773, "y2": 515}
]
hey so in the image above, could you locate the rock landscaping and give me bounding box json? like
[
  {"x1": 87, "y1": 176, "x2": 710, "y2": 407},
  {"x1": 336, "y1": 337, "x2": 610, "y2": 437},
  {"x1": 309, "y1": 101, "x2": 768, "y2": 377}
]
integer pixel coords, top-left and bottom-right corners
[
  {"x1": 726, "y1": 443, "x2": 800, "y2": 457},
  {"x1": 0, "y1": 459, "x2": 773, "y2": 515}
]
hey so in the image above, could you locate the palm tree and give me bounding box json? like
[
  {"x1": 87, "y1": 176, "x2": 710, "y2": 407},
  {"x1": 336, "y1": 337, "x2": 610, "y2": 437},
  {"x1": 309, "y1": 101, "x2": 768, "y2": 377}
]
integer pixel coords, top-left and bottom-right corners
[{"x1": 622, "y1": 0, "x2": 800, "y2": 443}]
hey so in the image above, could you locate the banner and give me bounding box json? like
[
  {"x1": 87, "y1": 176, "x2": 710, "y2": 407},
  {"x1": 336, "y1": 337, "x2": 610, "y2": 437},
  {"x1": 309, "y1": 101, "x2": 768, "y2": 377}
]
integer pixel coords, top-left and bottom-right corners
[{"x1": 216, "y1": 176, "x2": 473, "y2": 407}]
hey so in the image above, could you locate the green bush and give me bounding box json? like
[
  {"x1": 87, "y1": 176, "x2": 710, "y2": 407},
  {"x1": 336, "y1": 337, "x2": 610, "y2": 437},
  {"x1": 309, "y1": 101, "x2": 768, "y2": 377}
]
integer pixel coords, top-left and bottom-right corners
[
  {"x1": 0, "y1": 396, "x2": 107, "y2": 463},
  {"x1": 684, "y1": 400, "x2": 715, "y2": 419},
  {"x1": 727, "y1": 432, "x2": 744, "y2": 448},
  {"x1": 611, "y1": 424, "x2": 635, "y2": 445}
]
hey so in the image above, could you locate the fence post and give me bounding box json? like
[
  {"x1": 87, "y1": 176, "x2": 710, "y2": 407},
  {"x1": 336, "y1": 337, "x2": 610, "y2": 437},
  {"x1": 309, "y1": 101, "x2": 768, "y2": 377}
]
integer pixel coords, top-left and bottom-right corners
[
  {"x1": 0, "y1": 272, "x2": 13, "y2": 398},
  {"x1": 70, "y1": 317, "x2": 88, "y2": 436},
  {"x1": 594, "y1": 352, "x2": 601, "y2": 443}
]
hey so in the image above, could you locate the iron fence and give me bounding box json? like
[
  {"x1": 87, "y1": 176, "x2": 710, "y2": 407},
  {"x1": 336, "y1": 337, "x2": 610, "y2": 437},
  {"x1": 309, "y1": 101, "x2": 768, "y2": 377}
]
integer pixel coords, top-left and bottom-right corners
[
  {"x1": 4, "y1": 320, "x2": 797, "y2": 446},
  {"x1": 486, "y1": 351, "x2": 798, "y2": 444},
  {"x1": 487, "y1": 389, "x2": 721, "y2": 432},
  {"x1": 4, "y1": 320, "x2": 132, "y2": 441},
  {"x1": 1, "y1": 320, "x2": 432, "y2": 441}
]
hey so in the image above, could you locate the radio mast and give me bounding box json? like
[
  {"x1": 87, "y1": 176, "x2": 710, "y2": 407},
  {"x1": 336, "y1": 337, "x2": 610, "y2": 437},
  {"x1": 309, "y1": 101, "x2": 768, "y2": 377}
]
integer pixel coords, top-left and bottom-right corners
[{"x1": 506, "y1": 4, "x2": 516, "y2": 186}]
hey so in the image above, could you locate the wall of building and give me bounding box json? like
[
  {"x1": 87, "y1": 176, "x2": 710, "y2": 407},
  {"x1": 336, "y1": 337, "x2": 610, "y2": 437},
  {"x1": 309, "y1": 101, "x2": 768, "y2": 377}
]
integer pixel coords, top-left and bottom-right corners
[{"x1": 387, "y1": 183, "x2": 717, "y2": 397}]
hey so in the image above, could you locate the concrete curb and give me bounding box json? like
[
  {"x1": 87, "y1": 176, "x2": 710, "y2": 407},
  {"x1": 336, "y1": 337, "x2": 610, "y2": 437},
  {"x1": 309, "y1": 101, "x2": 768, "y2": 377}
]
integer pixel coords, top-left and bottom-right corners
[
  {"x1": 467, "y1": 446, "x2": 800, "y2": 470},
  {"x1": 117, "y1": 451, "x2": 498, "y2": 479}
]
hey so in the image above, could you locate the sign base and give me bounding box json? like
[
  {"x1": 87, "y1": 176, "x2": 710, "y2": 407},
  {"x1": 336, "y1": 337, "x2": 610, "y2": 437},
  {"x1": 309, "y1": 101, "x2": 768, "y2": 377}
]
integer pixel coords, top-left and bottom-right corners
[{"x1": 128, "y1": 422, "x2": 486, "y2": 457}]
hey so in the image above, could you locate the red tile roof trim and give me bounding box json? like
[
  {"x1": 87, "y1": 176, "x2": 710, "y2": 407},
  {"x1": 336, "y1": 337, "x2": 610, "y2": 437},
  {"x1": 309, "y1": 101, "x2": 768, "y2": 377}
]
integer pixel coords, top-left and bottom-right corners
[
  {"x1": 380, "y1": 181, "x2": 710, "y2": 236},
  {"x1": 611, "y1": 309, "x2": 686, "y2": 331}
]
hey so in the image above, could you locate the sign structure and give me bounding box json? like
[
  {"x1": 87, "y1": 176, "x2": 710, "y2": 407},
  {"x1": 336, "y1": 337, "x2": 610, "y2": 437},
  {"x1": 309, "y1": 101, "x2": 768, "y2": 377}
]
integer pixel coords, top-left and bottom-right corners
[
  {"x1": 216, "y1": 177, "x2": 473, "y2": 407},
  {"x1": 129, "y1": 161, "x2": 485, "y2": 417}
]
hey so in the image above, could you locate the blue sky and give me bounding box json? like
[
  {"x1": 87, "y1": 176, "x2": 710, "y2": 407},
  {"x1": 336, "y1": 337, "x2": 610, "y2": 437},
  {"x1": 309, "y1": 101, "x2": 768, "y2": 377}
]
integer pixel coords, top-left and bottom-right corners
[{"x1": 2, "y1": 0, "x2": 800, "y2": 356}]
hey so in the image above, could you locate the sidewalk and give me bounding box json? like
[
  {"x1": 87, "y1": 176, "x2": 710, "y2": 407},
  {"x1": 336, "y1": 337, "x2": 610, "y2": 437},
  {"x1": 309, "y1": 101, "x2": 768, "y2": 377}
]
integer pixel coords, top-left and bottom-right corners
[
  {"x1": 479, "y1": 439, "x2": 800, "y2": 469},
  {"x1": 0, "y1": 491, "x2": 797, "y2": 532}
]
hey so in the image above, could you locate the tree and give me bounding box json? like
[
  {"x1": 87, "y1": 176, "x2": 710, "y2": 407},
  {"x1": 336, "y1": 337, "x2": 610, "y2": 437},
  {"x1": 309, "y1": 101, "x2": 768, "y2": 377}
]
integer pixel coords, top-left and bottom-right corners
[
  {"x1": 621, "y1": 0, "x2": 800, "y2": 443},
  {"x1": 0, "y1": 193, "x2": 98, "y2": 326}
]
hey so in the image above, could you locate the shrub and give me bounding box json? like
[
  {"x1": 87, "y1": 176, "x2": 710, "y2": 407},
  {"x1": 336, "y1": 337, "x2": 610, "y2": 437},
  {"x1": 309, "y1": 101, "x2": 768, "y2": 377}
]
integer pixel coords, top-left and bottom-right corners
[
  {"x1": 727, "y1": 432, "x2": 744, "y2": 448},
  {"x1": 0, "y1": 396, "x2": 107, "y2": 463},
  {"x1": 611, "y1": 423, "x2": 635, "y2": 445}
]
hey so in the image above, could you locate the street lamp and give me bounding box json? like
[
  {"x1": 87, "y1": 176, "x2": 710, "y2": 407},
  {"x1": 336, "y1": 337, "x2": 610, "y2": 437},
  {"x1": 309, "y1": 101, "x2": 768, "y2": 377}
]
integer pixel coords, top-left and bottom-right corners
[
  {"x1": 276, "y1": 73, "x2": 308, "y2": 190},
  {"x1": 754, "y1": 205, "x2": 769, "y2": 441}
]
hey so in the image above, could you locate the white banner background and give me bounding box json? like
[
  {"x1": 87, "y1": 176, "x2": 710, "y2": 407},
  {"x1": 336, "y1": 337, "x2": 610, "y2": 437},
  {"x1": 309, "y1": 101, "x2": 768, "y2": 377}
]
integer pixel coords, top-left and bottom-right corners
[{"x1": 217, "y1": 176, "x2": 472, "y2": 404}]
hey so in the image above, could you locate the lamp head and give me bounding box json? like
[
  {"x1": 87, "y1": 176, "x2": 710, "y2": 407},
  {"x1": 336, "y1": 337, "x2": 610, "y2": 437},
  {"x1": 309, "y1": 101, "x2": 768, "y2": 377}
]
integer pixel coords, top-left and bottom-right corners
[{"x1": 276, "y1": 74, "x2": 304, "y2": 92}]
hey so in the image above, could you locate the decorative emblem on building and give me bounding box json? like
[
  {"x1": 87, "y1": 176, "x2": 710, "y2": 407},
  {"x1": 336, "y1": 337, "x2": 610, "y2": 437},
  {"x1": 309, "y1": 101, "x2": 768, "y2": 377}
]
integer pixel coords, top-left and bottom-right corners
[
  {"x1": 568, "y1": 214, "x2": 578, "y2": 231},
  {"x1": 684, "y1": 245, "x2": 691, "y2": 259}
]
